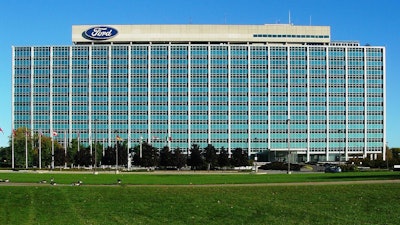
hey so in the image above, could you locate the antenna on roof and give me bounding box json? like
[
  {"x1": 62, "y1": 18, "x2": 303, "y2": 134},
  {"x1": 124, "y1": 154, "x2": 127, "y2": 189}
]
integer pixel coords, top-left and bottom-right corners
[
  {"x1": 289, "y1": 10, "x2": 291, "y2": 24},
  {"x1": 309, "y1": 15, "x2": 312, "y2": 25}
]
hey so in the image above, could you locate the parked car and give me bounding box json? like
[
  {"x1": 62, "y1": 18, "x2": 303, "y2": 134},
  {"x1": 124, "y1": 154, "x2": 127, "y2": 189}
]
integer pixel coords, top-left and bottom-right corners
[{"x1": 324, "y1": 165, "x2": 342, "y2": 173}]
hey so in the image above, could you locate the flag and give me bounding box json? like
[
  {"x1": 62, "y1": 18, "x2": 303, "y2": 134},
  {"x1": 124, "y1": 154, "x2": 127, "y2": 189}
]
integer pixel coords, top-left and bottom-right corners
[
  {"x1": 0, "y1": 127, "x2": 3, "y2": 134},
  {"x1": 53, "y1": 131, "x2": 58, "y2": 136},
  {"x1": 166, "y1": 136, "x2": 172, "y2": 142},
  {"x1": 152, "y1": 136, "x2": 160, "y2": 140},
  {"x1": 116, "y1": 135, "x2": 123, "y2": 141},
  {"x1": 12, "y1": 129, "x2": 16, "y2": 136}
]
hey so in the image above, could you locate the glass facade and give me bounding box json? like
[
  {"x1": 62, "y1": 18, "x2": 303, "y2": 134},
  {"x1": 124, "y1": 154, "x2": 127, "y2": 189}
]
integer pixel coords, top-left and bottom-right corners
[{"x1": 12, "y1": 42, "x2": 385, "y2": 162}]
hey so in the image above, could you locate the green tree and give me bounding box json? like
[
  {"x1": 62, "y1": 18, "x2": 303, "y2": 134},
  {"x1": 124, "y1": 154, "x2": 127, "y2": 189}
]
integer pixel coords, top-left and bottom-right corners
[
  {"x1": 131, "y1": 145, "x2": 141, "y2": 166},
  {"x1": 204, "y1": 144, "x2": 217, "y2": 170},
  {"x1": 188, "y1": 144, "x2": 204, "y2": 170},
  {"x1": 102, "y1": 146, "x2": 116, "y2": 166},
  {"x1": 117, "y1": 141, "x2": 128, "y2": 167},
  {"x1": 218, "y1": 147, "x2": 230, "y2": 169},
  {"x1": 159, "y1": 146, "x2": 173, "y2": 169},
  {"x1": 8, "y1": 127, "x2": 62, "y2": 168},
  {"x1": 74, "y1": 146, "x2": 92, "y2": 167},
  {"x1": 91, "y1": 141, "x2": 104, "y2": 167},
  {"x1": 68, "y1": 138, "x2": 83, "y2": 167},
  {"x1": 231, "y1": 148, "x2": 249, "y2": 167},
  {"x1": 173, "y1": 147, "x2": 186, "y2": 169},
  {"x1": 140, "y1": 142, "x2": 159, "y2": 168},
  {"x1": 391, "y1": 148, "x2": 400, "y2": 160},
  {"x1": 54, "y1": 147, "x2": 67, "y2": 167},
  {"x1": 9, "y1": 127, "x2": 32, "y2": 168},
  {"x1": 39, "y1": 135, "x2": 56, "y2": 168},
  {"x1": 0, "y1": 146, "x2": 11, "y2": 167}
]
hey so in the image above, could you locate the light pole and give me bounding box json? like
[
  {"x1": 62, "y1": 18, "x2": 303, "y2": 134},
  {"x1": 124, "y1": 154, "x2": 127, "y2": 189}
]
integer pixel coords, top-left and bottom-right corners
[{"x1": 287, "y1": 118, "x2": 291, "y2": 174}]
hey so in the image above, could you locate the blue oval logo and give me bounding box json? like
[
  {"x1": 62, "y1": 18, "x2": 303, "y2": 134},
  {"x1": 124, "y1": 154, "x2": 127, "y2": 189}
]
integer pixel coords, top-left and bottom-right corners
[{"x1": 84, "y1": 26, "x2": 118, "y2": 40}]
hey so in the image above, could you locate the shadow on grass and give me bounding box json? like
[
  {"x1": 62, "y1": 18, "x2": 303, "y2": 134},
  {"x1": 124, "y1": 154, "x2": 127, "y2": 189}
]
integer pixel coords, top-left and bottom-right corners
[{"x1": 321, "y1": 173, "x2": 400, "y2": 181}]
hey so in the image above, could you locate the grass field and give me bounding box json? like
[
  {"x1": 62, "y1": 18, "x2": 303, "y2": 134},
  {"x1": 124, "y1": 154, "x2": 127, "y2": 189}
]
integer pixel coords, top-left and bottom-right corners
[
  {"x1": 0, "y1": 170, "x2": 399, "y2": 185},
  {"x1": 1, "y1": 171, "x2": 399, "y2": 224}
]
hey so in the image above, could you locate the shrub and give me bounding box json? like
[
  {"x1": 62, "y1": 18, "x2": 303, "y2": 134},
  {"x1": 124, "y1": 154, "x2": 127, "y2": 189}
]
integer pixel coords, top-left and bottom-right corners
[
  {"x1": 259, "y1": 161, "x2": 301, "y2": 171},
  {"x1": 339, "y1": 164, "x2": 359, "y2": 172}
]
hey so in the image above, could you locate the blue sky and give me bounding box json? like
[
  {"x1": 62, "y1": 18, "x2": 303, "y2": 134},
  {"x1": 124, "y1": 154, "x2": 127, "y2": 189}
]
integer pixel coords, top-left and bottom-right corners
[{"x1": 0, "y1": 0, "x2": 399, "y2": 148}]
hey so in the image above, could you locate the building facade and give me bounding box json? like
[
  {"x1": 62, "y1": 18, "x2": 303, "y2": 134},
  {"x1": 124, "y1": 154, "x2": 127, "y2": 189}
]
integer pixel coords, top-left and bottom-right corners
[{"x1": 12, "y1": 24, "x2": 386, "y2": 162}]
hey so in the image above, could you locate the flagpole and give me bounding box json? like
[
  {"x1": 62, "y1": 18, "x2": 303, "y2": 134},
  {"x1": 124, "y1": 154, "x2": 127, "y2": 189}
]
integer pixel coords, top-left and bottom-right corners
[
  {"x1": 39, "y1": 130, "x2": 42, "y2": 169},
  {"x1": 127, "y1": 135, "x2": 131, "y2": 170},
  {"x1": 115, "y1": 134, "x2": 118, "y2": 173},
  {"x1": 140, "y1": 136, "x2": 143, "y2": 158},
  {"x1": 51, "y1": 132, "x2": 54, "y2": 170},
  {"x1": 25, "y1": 129, "x2": 28, "y2": 169},
  {"x1": 64, "y1": 130, "x2": 67, "y2": 168}
]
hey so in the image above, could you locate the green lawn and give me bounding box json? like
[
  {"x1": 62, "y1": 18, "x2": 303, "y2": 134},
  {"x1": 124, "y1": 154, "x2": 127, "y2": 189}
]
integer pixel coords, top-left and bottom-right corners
[
  {"x1": 1, "y1": 171, "x2": 399, "y2": 224},
  {"x1": 0, "y1": 171, "x2": 399, "y2": 185},
  {"x1": 0, "y1": 183, "x2": 399, "y2": 224}
]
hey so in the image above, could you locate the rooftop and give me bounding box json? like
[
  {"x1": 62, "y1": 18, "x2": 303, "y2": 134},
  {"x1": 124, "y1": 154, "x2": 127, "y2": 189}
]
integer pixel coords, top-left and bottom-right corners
[{"x1": 72, "y1": 24, "x2": 331, "y2": 45}]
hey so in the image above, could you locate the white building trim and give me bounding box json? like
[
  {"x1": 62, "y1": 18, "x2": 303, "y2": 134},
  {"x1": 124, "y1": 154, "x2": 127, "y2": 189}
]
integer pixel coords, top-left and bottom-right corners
[
  {"x1": 306, "y1": 46, "x2": 311, "y2": 162},
  {"x1": 187, "y1": 44, "x2": 192, "y2": 151},
  {"x1": 247, "y1": 44, "x2": 252, "y2": 157},
  {"x1": 325, "y1": 46, "x2": 330, "y2": 160}
]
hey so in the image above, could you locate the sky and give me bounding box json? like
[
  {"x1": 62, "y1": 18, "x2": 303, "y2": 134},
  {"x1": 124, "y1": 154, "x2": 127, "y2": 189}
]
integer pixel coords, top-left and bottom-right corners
[{"x1": 0, "y1": 0, "x2": 399, "y2": 148}]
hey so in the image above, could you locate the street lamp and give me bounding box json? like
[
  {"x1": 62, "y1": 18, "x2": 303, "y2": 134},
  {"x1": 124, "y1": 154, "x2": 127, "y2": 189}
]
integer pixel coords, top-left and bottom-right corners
[{"x1": 287, "y1": 118, "x2": 291, "y2": 174}]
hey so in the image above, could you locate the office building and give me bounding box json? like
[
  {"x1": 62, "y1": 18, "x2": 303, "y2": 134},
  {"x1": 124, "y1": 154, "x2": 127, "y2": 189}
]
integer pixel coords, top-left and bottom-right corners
[{"x1": 12, "y1": 24, "x2": 386, "y2": 162}]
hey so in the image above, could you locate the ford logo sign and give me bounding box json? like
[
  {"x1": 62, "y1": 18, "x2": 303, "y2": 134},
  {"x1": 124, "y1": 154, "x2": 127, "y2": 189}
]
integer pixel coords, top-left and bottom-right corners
[{"x1": 84, "y1": 26, "x2": 118, "y2": 40}]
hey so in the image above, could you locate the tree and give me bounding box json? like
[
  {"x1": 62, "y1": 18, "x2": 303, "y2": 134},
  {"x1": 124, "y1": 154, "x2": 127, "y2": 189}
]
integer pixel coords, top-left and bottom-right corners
[
  {"x1": 9, "y1": 127, "x2": 33, "y2": 168},
  {"x1": 188, "y1": 144, "x2": 204, "y2": 170},
  {"x1": 116, "y1": 141, "x2": 128, "y2": 167},
  {"x1": 68, "y1": 138, "x2": 82, "y2": 167},
  {"x1": 391, "y1": 148, "x2": 400, "y2": 161},
  {"x1": 102, "y1": 146, "x2": 115, "y2": 166},
  {"x1": 28, "y1": 132, "x2": 57, "y2": 168},
  {"x1": 218, "y1": 147, "x2": 230, "y2": 169},
  {"x1": 173, "y1": 147, "x2": 186, "y2": 169},
  {"x1": 74, "y1": 146, "x2": 92, "y2": 167},
  {"x1": 0, "y1": 146, "x2": 11, "y2": 167},
  {"x1": 231, "y1": 148, "x2": 249, "y2": 167},
  {"x1": 7, "y1": 127, "x2": 61, "y2": 168},
  {"x1": 159, "y1": 145, "x2": 173, "y2": 169},
  {"x1": 92, "y1": 141, "x2": 104, "y2": 167},
  {"x1": 131, "y1": 145, "x2": 141, "y2": 166},
  {"x1": 54, "y1": 146, "x2": 67, "y2": 167},
  {"x1": 140, "y1": 142, "x2": 159, "y2": 168},
  {"x1": 203, "y1": 144, "x2": 217, "y2": 170}
]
